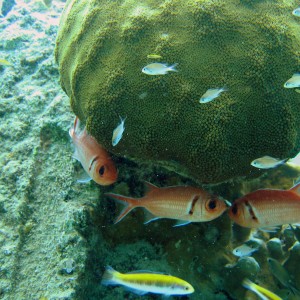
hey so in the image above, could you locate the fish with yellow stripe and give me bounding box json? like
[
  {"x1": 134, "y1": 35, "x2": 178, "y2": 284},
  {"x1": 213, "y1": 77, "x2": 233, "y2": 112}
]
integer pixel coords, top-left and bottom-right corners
[
  {"x1": 105, "y1": 182, "x2": 227, "y2": 226},
  {"x1": 101, "y1": 266, "x2": 194, "y2": 296},
  {"x1": 243, "y1": 278, "x2": 282, "y2": 300}
]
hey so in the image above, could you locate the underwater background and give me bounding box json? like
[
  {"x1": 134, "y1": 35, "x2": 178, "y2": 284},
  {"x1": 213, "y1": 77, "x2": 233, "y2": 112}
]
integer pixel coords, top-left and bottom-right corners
[{"x1": 1, "y1": 0, "x2": 300, "y2": 299}]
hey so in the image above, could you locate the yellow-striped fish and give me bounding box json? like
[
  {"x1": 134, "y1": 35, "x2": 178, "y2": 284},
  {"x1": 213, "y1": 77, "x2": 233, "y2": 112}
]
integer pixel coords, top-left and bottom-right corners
[
  {"x1": 147, "y1": 54, "x2": 162, "y2": 59},
  {"x1": 101, "y1": 266, "x2": 194, "y2": 296},
  {"x1": 0, "y1": 59, "x2": 12, "y2": 66},
  {"x1": 243, "y1": 278, "x2": 282, "y2": 300}
]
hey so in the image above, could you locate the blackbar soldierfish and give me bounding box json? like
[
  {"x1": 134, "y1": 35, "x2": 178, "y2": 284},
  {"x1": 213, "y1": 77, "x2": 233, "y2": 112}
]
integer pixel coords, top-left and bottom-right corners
[
  {"x1": 228, "y1": 183, "x2": 300, "y2": 229},
  {"x1": 101, "y1": 266, "x2": 194, "y2": 296},
  {"x1": 105, "y1": 182, "x2": 227, "y2": 226},
  {"x1": 69, "y1": 116, "x2": 117, "y2": 186}
]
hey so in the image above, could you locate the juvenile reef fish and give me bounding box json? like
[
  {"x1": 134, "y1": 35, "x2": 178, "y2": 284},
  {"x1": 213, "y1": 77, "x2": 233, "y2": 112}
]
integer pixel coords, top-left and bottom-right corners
[
  {"x1": 267, "y1": 258, "x2": 300, "y2": 296},
  {"x1": 69, "y1": 116, "x2": 117, "y2": 185},
  {"x1": 232, "y1": 243, "x2": 258, "y2": 257},
  {"x1": 142, "y1": 63, "x2": 178, "y2": 75},
  {"x1": 243, "y1": 278, "x2": 282, "y2": 300},
  {"x1": 251, "y1": 156, "x2": 287, "y2": 169},
  {"x1": 292, "y1": 7, "x2": 300, "y2": 17},
  {"x1": 147, "y1": 54, "x2": 162, "y2": 59},
  {"x1": 228, "y1": 183, "x2": 300, "y2": 229},
  {"x1": 105, "y1": 182, "x2": 227, "y2": 226},
  {"x1": 199, "y1": 87, "x2": 227, "y2": 104},
  {"x1": 0, "y1": 58, "x2": 12, "y2": 66},
  {"x1": 284, "y1": 73, "x2": 300, "y2": 88},
  {"x1": 112, "y1": 116, "x2": 126, "y2": 147},
  {"x1": 101, "y1": 266, "x2": 194, "y2": 296}
]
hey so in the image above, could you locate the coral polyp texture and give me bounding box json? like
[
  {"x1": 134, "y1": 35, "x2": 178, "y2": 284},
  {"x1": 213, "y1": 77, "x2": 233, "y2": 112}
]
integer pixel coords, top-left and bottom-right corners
[{"x1": 55, "y1": 0, "x2": 300, "y2": 183}]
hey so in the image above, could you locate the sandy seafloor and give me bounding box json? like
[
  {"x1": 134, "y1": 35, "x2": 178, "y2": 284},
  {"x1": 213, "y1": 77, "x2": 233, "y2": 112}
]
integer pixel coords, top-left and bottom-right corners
[{"x1": 1, "y1": 1, "x2": 300, "y2": 300}]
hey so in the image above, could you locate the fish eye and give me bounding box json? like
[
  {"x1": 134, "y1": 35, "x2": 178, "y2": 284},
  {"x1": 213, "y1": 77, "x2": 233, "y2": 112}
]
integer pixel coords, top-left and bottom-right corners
[
  {"x1": 185, "y1": 286, "x2": 189, "y2": 290},
  {"x1": 231, "y1": 203, "x2": 238, "y2": 215},
  {"x1": 206, "y1": 199, "x2": 217, "y2": 210},
  {"x1": 99, "y1": 165, "x2": 105, "y2": 176}
]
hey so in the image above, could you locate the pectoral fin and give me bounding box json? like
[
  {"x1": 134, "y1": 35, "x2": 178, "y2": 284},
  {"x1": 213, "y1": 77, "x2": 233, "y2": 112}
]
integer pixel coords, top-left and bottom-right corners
[{"x1": 76, "y1": 169, "x2": 92, "y2": 183}]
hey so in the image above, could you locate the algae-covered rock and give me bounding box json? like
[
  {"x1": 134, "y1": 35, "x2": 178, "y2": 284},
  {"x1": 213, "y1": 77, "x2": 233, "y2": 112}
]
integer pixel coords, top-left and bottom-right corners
[{"x1": 55, "y1": 0, "x2": 300, "y2": 183}]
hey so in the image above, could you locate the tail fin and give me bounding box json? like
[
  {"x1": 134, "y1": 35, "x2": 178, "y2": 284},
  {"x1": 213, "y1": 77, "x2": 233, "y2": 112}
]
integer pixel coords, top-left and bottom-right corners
[
  {"x1": 69, "y1": 116, "x2": 80, "y2": 138},
  {"x1": 242, "y1": 279, "x2": 268, "y2": 300},
  {"x1": 105, "y1": 193, "x2": 140, "y2": 224},
  {"x1": 168, "y1": 63, "x2": 178, "y2": 72},
  {"x1": 101, "y1": 266, "x2": 119, "y2": 286}
]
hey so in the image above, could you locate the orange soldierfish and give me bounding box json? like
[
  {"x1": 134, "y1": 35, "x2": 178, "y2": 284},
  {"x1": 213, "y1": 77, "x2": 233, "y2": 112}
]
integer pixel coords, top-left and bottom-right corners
[
  {"x1": 105, "y1": 182, "x2": 227, "y2": 226},
  {"x1": 228, "y1": 183, "x2": 300, "y2": 229},
  {"x1": 69, "y1": 116, "x2": 117, "y2": 186}
]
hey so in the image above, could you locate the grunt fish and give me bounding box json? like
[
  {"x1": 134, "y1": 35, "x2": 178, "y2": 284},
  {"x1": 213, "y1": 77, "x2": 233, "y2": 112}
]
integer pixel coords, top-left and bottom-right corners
[
  {"x1": 142, "y1": 63, "x2": 178, "y2": 75},
  {"x1": 284, "y1": 73, "x2": 300, "y2": 88},
  {"x1": 267, "y1": 258, "x2": 300, "y2": 296},
  {"x1": 228, "y1": 183, "x2": 300, "y2": 229},
  {"x1": 199, "y1": 87, "x2": 227, "y2": 104},
  {"x1": 112, "y1": 115, "x2": 126, "y2": 146},
  {"x1": 101, "y1": 266, "x2": 194, "y2": 296},
  {"x1": 105, "y1": 182, "x2": 227, "y2": 226},
  {"x1": 243, "y1": 278, "x2": 282, "y2": 300},
  {"x1": 69, "y1": 116, "x2": 117, "y2": 185},
  {"x1": 251, "y1": 156, "x2": 287, "y2": 169}
]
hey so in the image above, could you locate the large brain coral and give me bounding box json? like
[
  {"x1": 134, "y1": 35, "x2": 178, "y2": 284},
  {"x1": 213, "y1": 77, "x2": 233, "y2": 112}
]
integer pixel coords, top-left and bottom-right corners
[{"x1": 55, "y1": 0, "x2": 300, "y2": 184}]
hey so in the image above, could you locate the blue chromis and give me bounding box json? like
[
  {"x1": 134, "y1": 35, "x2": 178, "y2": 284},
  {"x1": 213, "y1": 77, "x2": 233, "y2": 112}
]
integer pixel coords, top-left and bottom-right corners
[
  {"x1": 292, "y1": 7, "x2": 300, "y2": 17},
  {"x1": 251, "y1": 156, "x2": 287, "y2": 169},
  {"x1": 101, "y1": 266, "x2": 194, "y2": 296},
  {"x1": 243, "y1": 279, "x2": 282, "y2": 300},
  {"x1": 284, "y1": 73, "x2": 300, "y2": 88},
  {"x1": 232, "y1": 244, "x2": 258, "y2": 257},
  {"x1": 199, "y1": 87, "x2": 227, "y2": 103},
  {"x1": 112, "y1": 116, "x2": 126, "y2": 147},
  {"x1": 142, "y1": 63, "x2": 178, "y2": 75}
]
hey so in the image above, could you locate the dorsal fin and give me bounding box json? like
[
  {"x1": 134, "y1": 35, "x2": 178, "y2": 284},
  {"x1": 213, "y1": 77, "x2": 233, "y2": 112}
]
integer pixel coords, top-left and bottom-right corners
[
  {"x1": 144, "y1": 181, "x2": 159, "y2": 193},
  {"x1": 290, "y1": 182, "x2": 300, "y2": 196},
  {"x1": 126, "y1": 270, "x2": 169, "y2": 275}
]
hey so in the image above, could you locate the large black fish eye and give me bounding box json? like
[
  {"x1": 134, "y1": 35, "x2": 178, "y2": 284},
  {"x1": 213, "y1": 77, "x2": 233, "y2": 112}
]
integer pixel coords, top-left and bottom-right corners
[
  {"x1": 99, "y1": 165, "x2": 105, "y2": 176},
  {"x1": 231, "y1": 203, "x2": 238, "y2": 215},
  {"x1": 208, "y1": 199, "x2": 216, "y2": 209}
]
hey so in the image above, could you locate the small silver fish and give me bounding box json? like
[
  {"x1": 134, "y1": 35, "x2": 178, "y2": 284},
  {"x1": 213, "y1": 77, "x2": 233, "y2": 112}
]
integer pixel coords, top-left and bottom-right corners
[
  {"x1": 112, "y1": 116, "x2": 126, "y2": 146},
  {"x1": 292, "y1": 7, "x2": 300, "y2": 17},
  {"x1": 199, "y1": 87, "x2": 227, "y2": 103},
  {"x1": 251, "y1": 156, "x2": 287, "y2": 169},
  {"x1": 232, "y1": 244, "x2": 258, "y2": 257},
  {"x1": 284, "y1": 73, "x2": 300, "y2": 88},
  {"x1": 142, "y1": 63, "x2": 178, "y2": 75}
]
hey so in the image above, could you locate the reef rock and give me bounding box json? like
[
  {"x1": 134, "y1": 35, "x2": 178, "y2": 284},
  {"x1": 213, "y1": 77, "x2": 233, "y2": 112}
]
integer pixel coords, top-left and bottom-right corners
[{"x1": 55, "y1": 0, "x2": 300, "y2": 183}]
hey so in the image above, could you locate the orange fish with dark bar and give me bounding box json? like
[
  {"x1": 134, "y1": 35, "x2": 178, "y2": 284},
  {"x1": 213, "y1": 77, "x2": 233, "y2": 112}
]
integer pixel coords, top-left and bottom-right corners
[
  {"x1": 105, "y1": 182, "x2": 227, "y2": 226},
  {"x1": 228, "y1": 183, "x2": 300, "y2": 229},
  {"x1": 69, "y1": 116, "x2": 117, "y2": 186}
]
